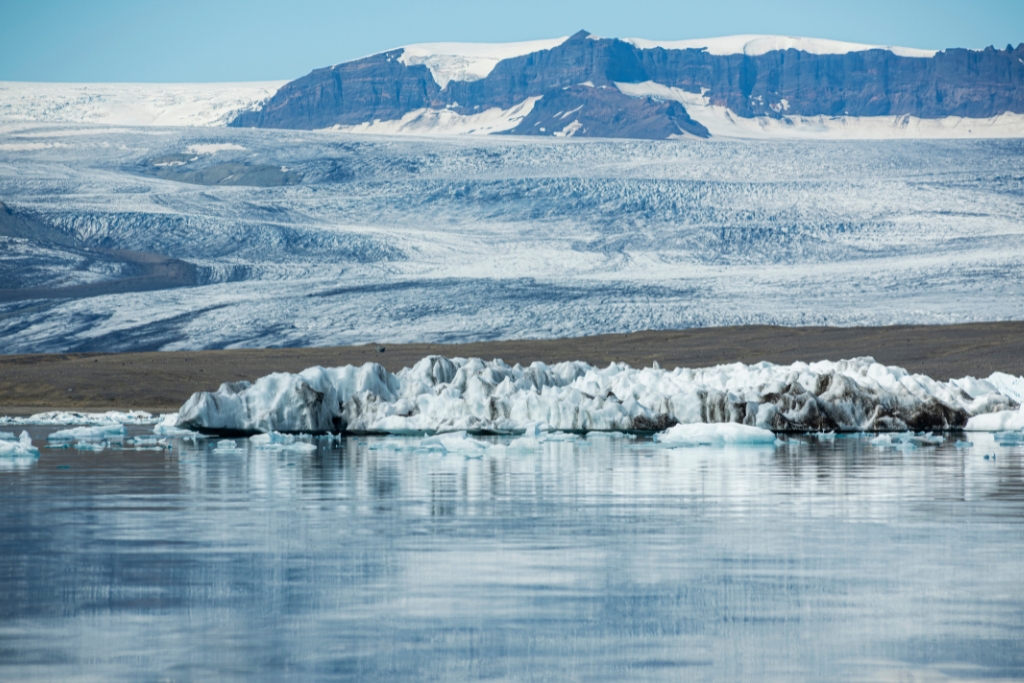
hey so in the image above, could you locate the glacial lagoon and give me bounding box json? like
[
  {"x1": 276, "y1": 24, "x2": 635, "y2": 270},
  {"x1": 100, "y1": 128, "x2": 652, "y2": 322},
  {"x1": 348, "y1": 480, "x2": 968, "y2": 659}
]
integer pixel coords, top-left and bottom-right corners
[{"x1": 1, "y1": 427, "x2": 1023, "y2": 681}]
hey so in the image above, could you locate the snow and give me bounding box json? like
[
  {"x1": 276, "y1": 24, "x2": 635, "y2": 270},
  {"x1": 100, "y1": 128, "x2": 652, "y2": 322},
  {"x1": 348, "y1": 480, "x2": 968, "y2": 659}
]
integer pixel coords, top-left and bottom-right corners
[
  {"x1": 186, "y1": 142, "x2": 247, "y2": 154},
  {"x1": 396, "y1": 37, "x2": 569, "y2": 88},
  {"x1": 0, "y1": 81, "x2": 285, "y2": 128},
  {"x1": 328, "y1": 97, "x2": 540, "y2": 136},
  {"x1": 655, "y1": 422, "x2": 776, "y2": 445},
  {"x1": 2, "y1": 128, "x2": 1024, "y2": 352},
  {"x1": 615, "y1": 81, "x2": 1024, "y2": 139},
  {"x1": 623, "y1": 35, "x2": 937, "y2": 59},
  {"x1": 174, "y1": 356, "x2": 1023, "y2": 435},
  {"x1": 0, "y1": 431, "x2": 39, "y2": 458}
]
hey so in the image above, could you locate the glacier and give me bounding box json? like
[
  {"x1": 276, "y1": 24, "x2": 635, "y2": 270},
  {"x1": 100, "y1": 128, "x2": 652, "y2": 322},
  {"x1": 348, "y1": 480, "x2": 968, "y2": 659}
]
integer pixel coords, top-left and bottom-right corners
[
  {"x1": 173, "y1": 356, "x2": 1023, "y2": 435},
  {"x1": 1, "y1": 126, "x2": 1023, "y2": 354}
]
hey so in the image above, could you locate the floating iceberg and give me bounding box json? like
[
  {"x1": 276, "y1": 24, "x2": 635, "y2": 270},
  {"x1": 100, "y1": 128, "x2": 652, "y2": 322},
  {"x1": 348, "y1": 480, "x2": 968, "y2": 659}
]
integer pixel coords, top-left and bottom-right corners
[
  {"x1": 655, "y1": 423, "x2": 776, "y2": 446},
  {"x1": 48, "y1": 424, "x2": 126, "y2": 441},
  {"x1": 0, "y1": 411, "x2": 155, "y2": 426},
  {"x1": 965, "y1": 408, "x2": 1024, "y2": 432},
  {"x1": 249, "y1": 432, "x2": 317, "y2": 453},
  {"x1": 173, "y1": 356, "x2": 1023, "y2": 436},
  {"x1": 418, "y1": 431, "x2": 493, "y2": 453},
  {"x1": 0, "y1": 431, "x2": 40, "y2": 458}
]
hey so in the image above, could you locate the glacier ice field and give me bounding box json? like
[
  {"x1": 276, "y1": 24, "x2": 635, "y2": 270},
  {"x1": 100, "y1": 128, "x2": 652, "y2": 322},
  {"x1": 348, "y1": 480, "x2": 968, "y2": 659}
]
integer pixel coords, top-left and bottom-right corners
[{"x1": 0, "y1": 123, "x2": 1022, "y2": 353}]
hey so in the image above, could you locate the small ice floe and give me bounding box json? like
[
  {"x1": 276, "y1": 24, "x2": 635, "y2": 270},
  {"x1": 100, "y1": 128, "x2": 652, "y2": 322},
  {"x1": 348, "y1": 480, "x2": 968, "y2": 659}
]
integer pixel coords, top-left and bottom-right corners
[
  {"x1": 995, "y1": 431, "x2": 1024, "y2": 446},
  {"x1": 813, "y1": 431, "x2": 837, "y2": 441},
  {"x1": 654, "y1": 423, "x2": 776, "y2": 446},
  {"x1": 74, "y1": 441, "x2": 106, "y2": 452},
  {"x1": 955, "y1": 440, "x2": 974, "y2": 449},
  {"x1": 153, "y1": 413, "x2": 203, "y2": 438},
  {"x1": 418, "y1": 431, "x2": 491, "y2": 454},
  {"x1": 250, "y1": 432, "x2": 316, "y2": 453},
  {"x1": 48, "y1": 423, "x2": 126, "y2": 441},
  {"x1": 0, "y1": 431, "x2": 40, "y2": 458},
  {"x1": 0, "y1": 410, "x2": 155, "y2": 426},
  {"x1": 212, "y1": 439, "x2": 246, "y2": 454},
  {"x1": 910, "y1": 432, "x2": 943, "y2": 446},
  {"x1": 368, "y1": 438, "x2": 420, "y2": 451}
]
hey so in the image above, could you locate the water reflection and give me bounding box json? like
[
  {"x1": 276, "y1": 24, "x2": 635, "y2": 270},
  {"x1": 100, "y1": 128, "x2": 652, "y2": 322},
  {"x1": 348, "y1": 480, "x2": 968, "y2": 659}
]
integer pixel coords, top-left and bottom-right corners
[{"x1": 1, "y1": 429, "x2": 1022, "y2": 682}]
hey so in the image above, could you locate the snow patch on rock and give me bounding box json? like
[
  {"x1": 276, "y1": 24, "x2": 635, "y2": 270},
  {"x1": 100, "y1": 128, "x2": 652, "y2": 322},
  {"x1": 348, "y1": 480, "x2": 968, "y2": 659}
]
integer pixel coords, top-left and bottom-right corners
[
  {"x1": 396, "y1": 37, "x2": 569, "y2": 88},
  {"x1": 616, "y1": 81, "x2": 1024, "y2": 139}
]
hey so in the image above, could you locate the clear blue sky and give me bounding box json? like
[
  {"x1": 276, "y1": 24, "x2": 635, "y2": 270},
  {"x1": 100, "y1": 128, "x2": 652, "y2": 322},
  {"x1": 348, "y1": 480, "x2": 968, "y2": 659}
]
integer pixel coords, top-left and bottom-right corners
[{"x1": 2, "y1": 0, "x2": 1022, "y2": 82}]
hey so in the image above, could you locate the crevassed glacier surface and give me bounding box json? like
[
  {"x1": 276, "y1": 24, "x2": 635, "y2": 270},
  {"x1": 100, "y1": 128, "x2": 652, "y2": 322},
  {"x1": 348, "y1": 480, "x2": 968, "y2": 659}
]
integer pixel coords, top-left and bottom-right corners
[
  {"x1": 173, "y1": 356, "x2": 1024, "y2": 434},
  {"x1": 1, "y1": 125, "x2": 1023, "y2": 353}
]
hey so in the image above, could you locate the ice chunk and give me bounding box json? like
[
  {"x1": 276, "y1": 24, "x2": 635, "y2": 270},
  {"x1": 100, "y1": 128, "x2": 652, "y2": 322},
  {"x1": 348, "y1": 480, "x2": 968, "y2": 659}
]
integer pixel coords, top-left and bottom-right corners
[
  {"x1": 655, "y1": 422, "x2": 776, "y2": 446},
  {"x1": 0, "y1": 431, "x2": 40, "y2": 458},
  {"x1": 48, "y1": 423, "x2": 126, "y2": 441},
  {"x1": 249, "y1": 432, "x2": 316, "y2": 453},
  {"x1": 171, "y1": 356, "x2": 1024, "y2": 436},
  {"x1": 212, "y1": 439, "x2": 245, "y2": 454},
  {"x1": 0, "y1": 410, "x2": 155, "y2": 426},
  {"x1": 0, "y1": 431, "x2": 17, "y2": 441},
  {"x1": 965, "y1": 409, "x2": 1024, "y2": 432},
  {"x1": 419, "y1": 431, "x2": 490, "y2": 453},
  {"x1": 74, "y1": 441, "x2": 106, "y2": 451}
]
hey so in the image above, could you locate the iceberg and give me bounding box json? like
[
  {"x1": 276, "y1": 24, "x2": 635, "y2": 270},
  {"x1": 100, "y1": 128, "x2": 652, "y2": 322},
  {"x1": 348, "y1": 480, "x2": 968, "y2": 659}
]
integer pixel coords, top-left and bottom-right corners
[
  {"x1": 965, "y1": 408, "x2": 1024, "y2": 432},
  {"x1": 48, "y1": 424, "x2": 126, "y2": 441},
  {"x1": 418, "y1": 431, "x2": 492, "y2": 453},
  {"x1": 249, "y1": 432, "x2": 317, "y2": 453},
  {"x1": 655, "y1": 423, "x2": 776, "y2": 446},
  {"x1": 173, "y1": 356, "x2": 1023, "y2": 436},
  {"x1": 0, "y1": 431, "x2": 40, "y2": 458},
  {"x1": 0, "y1": 411, "x2": 155, "y2": 426}
]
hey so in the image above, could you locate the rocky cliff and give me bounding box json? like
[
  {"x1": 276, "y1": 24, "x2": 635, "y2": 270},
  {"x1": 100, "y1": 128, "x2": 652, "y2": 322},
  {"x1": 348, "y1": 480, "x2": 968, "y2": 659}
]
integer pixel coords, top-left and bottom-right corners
[{"x1": 231, "y1": 31, "x2": 1024, "y2": 139}]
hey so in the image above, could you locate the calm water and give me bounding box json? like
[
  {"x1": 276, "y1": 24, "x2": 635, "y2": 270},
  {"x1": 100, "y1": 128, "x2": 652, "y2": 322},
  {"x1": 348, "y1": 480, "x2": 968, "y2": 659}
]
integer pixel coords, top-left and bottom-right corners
[{"x1": 1, "y1": 428, "x2": 1023, "y2": 682}]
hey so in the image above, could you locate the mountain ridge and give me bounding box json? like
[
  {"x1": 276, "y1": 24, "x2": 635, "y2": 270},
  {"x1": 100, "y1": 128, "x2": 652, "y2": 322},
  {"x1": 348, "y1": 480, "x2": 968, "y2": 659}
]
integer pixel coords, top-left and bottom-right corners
[{"x1": 230, "y1": 30, "x2": 1024, "y2": 139}]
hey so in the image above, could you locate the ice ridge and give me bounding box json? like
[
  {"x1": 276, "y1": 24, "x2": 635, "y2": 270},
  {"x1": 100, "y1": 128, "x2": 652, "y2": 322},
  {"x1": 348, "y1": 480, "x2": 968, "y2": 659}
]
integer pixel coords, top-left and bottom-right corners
[{"x1": 174, "y1": 356, "x2": 1023, "y2": 435}]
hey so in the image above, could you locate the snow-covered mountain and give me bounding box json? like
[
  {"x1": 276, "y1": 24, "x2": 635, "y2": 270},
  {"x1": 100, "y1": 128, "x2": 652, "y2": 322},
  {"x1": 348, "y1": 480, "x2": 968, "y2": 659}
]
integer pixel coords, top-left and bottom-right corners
[
  {"x1": 232, "y1": 30, "x2": 1024, "y2": 139},
  {"x1": 3, "y1": 32, "x2": 1022, "y2": 139}
]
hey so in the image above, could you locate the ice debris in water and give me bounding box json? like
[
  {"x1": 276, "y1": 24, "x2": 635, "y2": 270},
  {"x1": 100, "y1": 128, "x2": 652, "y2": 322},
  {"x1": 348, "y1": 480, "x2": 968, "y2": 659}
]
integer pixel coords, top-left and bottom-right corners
[
  {"x1": 250, "y1": 432, "x2": 316, "y2": 453},
  {"x1": 213, "y1": 439, "x2": 246, "y2": 454},
  {"x1": 0, "y1": 410, "x2": 155, "y2": 426},
  {"x1": 0, "y1": 431, "x2": 40, "y2": 458},
  {"x1": 153, "y1": 413, "x2": 204, "y2": 438},
  {"x1": 48, "y1": 424, "x2": 126, "y2": 441},
  {"x1": 419, "y1": 431, "x2": 492, "y2": 453},
  {"x1": 172, "y1": 356, "x2": 1023, "y2": 436},
  {"x1": 654, "y1": 422, "x2": 777, "y2": 446}
]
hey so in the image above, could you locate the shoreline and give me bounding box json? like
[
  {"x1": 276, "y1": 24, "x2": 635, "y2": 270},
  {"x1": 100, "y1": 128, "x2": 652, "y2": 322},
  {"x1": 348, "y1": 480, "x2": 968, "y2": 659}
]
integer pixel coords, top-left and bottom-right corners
[{"x1": 1, "y1": 322, "x2": 1022, "y2": 415}]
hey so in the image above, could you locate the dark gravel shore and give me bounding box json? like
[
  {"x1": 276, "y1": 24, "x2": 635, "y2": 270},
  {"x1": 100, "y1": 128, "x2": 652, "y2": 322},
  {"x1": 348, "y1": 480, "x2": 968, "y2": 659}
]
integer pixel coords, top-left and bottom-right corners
[{"x1": 1, "y1": 322, "x2": 1021, "y2": 414}]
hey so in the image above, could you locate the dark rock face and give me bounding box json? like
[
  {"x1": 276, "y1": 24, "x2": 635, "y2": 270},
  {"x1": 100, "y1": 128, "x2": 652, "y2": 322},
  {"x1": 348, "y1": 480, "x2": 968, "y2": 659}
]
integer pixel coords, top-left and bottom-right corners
[
  {"x1": 231, "y1": 30, "x2": 1024, "y2": 138},
  {"x1": 506, "y1": 85, "x2": 710, "y2": 138},
  {"x1": 232, "y1": 51, "x2": 442, "y2": 129}
]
